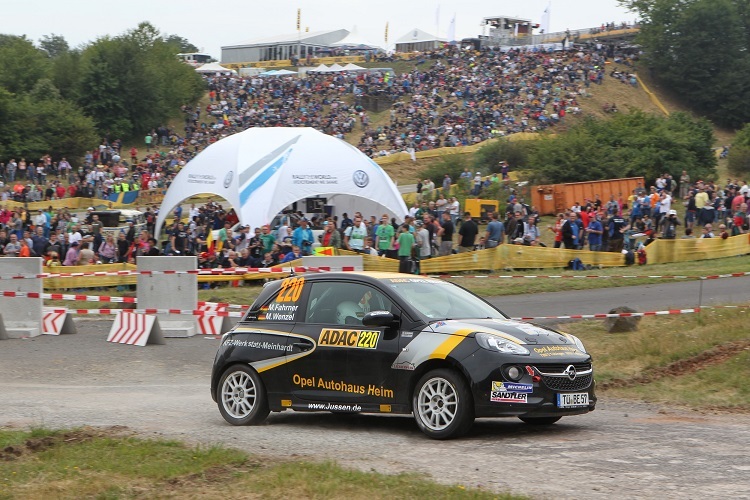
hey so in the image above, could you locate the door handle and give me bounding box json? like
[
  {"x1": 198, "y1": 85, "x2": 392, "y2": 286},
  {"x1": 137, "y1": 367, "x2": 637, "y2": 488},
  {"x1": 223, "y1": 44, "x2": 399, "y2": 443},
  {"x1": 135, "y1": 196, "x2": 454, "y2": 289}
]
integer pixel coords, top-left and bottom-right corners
[{"x1": 292, "y1": 342, "x2": 314, "y2": 351}]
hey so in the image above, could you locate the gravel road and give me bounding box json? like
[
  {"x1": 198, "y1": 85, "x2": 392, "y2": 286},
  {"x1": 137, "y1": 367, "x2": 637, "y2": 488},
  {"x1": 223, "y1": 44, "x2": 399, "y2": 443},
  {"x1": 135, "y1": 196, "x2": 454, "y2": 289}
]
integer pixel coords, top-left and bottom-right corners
[{"x1": 2, "y1": 321, "x2": 749, "y2": 499}]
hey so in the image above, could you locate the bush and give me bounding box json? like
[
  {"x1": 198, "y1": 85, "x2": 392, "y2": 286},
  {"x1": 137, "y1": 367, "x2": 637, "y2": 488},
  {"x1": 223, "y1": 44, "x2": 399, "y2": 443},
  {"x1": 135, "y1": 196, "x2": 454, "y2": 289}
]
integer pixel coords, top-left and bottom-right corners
[{"x1": 728, "y1": 146, "x2": 750, "y2": 177}]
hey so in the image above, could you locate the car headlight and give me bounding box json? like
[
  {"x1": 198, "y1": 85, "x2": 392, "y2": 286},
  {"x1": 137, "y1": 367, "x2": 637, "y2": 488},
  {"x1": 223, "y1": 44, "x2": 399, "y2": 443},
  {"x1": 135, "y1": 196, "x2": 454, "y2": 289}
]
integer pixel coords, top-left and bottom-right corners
[
  {"x1": 569, "y1": 334, "x2": 587, "y2": 354},
  {"x1": 475, "y1": 332, "x2": 529, "y2": 355}
]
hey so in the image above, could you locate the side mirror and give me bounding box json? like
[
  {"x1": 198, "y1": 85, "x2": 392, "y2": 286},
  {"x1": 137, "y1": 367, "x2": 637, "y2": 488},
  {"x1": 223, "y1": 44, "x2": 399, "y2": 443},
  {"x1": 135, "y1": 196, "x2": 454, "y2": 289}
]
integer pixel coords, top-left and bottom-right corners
[{"x1": 362, "y1": 310, "x2": 397, "y2": 327}]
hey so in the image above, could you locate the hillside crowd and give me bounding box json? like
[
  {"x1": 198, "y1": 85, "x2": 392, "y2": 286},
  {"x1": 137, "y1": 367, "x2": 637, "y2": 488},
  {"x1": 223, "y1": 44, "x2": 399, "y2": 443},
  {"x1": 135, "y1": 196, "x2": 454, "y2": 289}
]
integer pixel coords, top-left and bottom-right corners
[{"x1": 174, "y1": 42, "x2": 638, "y2": 159}]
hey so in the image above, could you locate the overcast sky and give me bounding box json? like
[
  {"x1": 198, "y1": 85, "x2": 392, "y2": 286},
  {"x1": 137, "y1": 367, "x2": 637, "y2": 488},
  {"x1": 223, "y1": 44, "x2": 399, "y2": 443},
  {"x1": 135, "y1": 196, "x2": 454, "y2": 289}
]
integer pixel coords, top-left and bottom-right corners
[{"x1": 5, "y1": 0, "x2": 636, "y2": 58}]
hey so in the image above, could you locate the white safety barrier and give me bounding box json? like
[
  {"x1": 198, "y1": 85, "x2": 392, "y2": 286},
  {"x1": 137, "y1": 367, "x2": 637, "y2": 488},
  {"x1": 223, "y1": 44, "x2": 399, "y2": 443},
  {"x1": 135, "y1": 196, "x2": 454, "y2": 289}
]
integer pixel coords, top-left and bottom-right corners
[
  {"x1": 0, "y1": 314, "x2": 8, "y2": 340},
  {"x1": 106, "y1": 311, "x2": 165, "y2": 347},
  {"x1": 42, "y1": 307, "x2": 77, "y2": 335}
]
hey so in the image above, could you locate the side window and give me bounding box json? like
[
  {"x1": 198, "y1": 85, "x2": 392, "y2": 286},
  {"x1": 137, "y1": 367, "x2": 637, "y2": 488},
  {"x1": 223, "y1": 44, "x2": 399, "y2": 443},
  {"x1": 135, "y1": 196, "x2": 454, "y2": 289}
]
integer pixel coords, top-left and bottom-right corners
[{"x1": 304, "y1": 282, "x2": 394, "y2": 325}]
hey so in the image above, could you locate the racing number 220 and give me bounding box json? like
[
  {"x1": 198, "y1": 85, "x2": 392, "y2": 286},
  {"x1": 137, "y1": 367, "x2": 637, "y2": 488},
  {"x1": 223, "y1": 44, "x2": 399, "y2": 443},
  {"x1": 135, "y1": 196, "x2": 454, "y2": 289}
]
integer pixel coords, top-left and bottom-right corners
[{"x1": 276, "y1": 277, "x2": 305, "y2": 303}]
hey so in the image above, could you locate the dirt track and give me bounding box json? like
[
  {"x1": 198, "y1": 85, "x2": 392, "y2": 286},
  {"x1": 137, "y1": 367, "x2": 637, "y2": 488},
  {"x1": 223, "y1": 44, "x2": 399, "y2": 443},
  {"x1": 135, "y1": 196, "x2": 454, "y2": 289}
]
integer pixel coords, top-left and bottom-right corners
[{"x1": 2, "y1": 321, "x2": 750, "y2": 499}]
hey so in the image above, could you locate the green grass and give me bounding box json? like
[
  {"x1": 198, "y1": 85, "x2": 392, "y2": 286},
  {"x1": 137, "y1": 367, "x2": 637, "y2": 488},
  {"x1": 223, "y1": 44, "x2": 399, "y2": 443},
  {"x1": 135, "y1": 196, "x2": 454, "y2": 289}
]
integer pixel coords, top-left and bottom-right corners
[
  {"x1": 609, "y1": 350, "x2": 750, "y2": 408},
  {"x1": 0, "y1": 429, "x2": 523, "y2": 499},
  {"x1": 560, "y1": 308, "x2": 750, "y2": 408}
]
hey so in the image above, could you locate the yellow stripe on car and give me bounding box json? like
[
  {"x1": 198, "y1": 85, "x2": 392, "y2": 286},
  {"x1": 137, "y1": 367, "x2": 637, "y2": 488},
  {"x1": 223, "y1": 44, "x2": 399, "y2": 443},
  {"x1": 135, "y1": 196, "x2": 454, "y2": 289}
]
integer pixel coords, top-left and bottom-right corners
[{"x1": 429, "y1": 328, "x2": 474, "y2": 359}]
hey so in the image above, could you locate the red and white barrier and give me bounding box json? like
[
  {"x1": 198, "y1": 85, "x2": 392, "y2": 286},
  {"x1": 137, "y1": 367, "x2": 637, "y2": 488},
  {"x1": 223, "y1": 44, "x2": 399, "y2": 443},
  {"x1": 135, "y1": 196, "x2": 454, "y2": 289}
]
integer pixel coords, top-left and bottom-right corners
[
  {"x1": 0, "y1": 265, "x2": 346, "y2": 281},
  {"x1": 429, "y1": 272, "x2": 750, "y2": 280},
  {"x1": 42, "y1": 307, "x2": 77, "y2": 335},
  {"x1": 197, "y1": 314, "x2": 226, "y2": 335},
  {"x1": 511, "y1": 308, "x2": 704, "y2": 321},
  {"x1": 44, "y1": 308, "x2": 244, "y2": 317},
  {"x1": 107, "y1": 311, "x2": 165, "y2": 346}
]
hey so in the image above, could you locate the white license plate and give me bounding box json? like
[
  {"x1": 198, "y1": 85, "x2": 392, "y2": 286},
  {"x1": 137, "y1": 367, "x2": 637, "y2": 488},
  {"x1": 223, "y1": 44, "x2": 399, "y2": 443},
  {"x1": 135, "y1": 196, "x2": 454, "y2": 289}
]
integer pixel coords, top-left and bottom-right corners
[{"x1": 557, "y1": 392, "x2": 589, "y2": 408}]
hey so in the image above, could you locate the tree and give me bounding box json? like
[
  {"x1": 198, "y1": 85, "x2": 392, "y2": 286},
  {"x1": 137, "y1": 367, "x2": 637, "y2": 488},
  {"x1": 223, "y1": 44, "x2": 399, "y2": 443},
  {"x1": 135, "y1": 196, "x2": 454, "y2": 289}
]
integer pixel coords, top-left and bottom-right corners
[
  {"x1": 39, "y1": 33, "x2": 69, "y2": 58},
  {"x1": 728, "y1": 124, "x2": 750, "y2": 176},
  {"x1": 525, "y1": 111, "x2": 716, "y2": 185},
  {"x1": 165, "y1": 34, "x2": 199, "y2": 53},
  {"x1": 621, "y1": 0, "x2": 750, "y2": 127},
  {"x1": 0, "y1": 35, "x2": 49, "y2": 94},
  {"x1": 76, "y1": 25, "x2": 204, "y2": 139}
]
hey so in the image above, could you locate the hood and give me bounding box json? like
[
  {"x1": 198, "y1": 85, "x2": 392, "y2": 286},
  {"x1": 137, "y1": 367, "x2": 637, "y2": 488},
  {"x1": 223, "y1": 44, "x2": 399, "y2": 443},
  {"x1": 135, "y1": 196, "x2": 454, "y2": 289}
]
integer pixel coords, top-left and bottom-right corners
[{"x1": 428, "y1": 318, "x2": 581, "y2": 349}]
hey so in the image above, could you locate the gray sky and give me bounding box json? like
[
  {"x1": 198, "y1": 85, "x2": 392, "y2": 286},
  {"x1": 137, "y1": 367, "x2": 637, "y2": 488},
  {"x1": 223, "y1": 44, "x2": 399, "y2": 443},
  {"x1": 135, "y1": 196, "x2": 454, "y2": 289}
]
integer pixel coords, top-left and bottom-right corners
[{"x1": 5, "y1": 0, "x2": 635, "y2": 59}]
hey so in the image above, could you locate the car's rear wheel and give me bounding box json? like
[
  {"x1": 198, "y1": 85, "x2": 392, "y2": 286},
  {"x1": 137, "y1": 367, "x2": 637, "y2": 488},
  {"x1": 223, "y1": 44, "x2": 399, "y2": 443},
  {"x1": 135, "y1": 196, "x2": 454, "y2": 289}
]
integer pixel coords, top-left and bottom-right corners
[
  {"x1": 519, "y1": 416, "x2": 562, "y2": 425},
  {"x1": 413, "y1": 369, "x2": 474, "y2": 439},
  {"x1": 218, "y1": 365, "x2": 269, "y2": 426}
]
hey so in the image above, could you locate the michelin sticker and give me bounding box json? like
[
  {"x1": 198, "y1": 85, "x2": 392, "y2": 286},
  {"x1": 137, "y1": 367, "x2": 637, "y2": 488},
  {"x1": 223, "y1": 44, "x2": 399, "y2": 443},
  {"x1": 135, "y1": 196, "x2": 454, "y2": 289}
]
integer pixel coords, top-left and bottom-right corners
[{"x1": 491, "y1": 381, "x2": 533, "y2": 393}]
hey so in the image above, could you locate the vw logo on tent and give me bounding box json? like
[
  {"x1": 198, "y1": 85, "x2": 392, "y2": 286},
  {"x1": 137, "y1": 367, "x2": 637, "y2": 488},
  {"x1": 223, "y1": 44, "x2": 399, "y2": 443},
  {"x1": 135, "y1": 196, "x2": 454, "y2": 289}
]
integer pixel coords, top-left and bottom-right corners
[
  {"x1": 352, "y1": 170, "x2": 369, "y2": 188},
  {"x1": 224, "y1": 170, "x2": 234, "y2": 188}
]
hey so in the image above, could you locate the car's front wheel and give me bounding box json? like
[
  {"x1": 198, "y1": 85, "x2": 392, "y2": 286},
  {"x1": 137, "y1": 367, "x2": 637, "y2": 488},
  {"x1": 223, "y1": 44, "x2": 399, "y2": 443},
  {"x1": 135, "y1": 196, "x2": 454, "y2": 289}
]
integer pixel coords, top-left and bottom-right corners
[
  {"x1": 218, "y1": 365, "x2": 270, "y2": 426},
  {"x1": 412, "y1": 369, "x2": 474, "y2": 439},
  {"x1": 518, "y1": 416, "x2": 562, "y2": 425}
]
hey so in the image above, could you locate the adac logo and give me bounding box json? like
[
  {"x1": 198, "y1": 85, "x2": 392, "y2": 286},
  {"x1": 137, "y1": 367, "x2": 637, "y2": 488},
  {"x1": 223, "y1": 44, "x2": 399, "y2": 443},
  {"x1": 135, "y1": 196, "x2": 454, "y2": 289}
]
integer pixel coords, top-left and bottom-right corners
[
  {"x1": 319, "y1": 328, "x2": 379, "y2": 349},
  {"x1": 224, "y1": 170, "x2": 234, "y2": 188},
  {"x1": 352, "y1": 170, "x2": 369, "y2": 188}
]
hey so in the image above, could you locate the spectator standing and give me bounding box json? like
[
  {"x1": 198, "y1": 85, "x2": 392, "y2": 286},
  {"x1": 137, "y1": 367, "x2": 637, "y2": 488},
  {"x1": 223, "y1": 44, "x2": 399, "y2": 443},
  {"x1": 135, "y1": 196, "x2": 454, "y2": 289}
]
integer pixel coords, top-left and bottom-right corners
[
  {"x1": 458, "y1": 212, "x2": 478, "y2": 252},
  {"x1": 397, "y1": 224, "x2": 415, "y2": 273},
  {"x1": 607, "y1": 214, "x2": 628, "y2": 252},
  {"x1": 375, "y1": 214, "x2": 395, "y2": 256},
  {"x1": 292, "y1": 219, "x2": 314, "y2": 256},
  {"x1": 586, "y1": 214, "x2": 604, "y2": 251},
  {"x1": 438, "y1": 212, "x2": 454, "y2": 256},
  {"x1": 415, "y1": 220, "x2": 431, "y2": 260},
  {"x1": 319, "y1": 221, "x2": 342, "y2": 248},
  {"x1": 483, "y1": 212, "x2": 505, "y2": 248},
  {"x1": 344, "y1": 217, "x2": 368, "y2": 252}
]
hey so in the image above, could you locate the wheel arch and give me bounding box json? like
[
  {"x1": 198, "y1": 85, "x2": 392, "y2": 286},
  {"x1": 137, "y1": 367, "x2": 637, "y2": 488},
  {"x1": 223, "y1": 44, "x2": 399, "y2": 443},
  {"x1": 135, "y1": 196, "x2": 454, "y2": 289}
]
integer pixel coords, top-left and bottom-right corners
[{"x1": 407, "y1": 358, "x2": 473, "y2": 410}]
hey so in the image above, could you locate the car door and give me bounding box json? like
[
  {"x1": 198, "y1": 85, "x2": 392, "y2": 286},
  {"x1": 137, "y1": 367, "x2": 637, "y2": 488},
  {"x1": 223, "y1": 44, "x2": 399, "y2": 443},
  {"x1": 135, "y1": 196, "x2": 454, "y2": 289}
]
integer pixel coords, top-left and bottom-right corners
[{"x1": 285, "y1": 280, "x2": 401, "y2": 407}]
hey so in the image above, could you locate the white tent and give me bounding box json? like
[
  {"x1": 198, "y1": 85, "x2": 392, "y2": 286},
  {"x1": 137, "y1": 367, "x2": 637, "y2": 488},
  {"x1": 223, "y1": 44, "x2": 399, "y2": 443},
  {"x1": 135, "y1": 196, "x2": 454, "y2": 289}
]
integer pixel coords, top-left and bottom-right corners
[
  {"x1": 327, "y1": 63, "x2": 346, "y2": 72},
  {"x1": 273, "y1": 69, "x2": 298, "y2": 76},
  {"x1": 155, "y1": 128, "x2": 408, "y2": 235},
  {"x1": 195, "y1": 62, "x2": 237, "y2": 75},
  {"x1": 343, "y1": 63, "x2": 367, "y2": 71},
  {"x1": 330, "y1": 26, "x2": 383, "y2": 51},
  {"x1": 309, "y1": 64, "x2": 329, "y2": 73}
]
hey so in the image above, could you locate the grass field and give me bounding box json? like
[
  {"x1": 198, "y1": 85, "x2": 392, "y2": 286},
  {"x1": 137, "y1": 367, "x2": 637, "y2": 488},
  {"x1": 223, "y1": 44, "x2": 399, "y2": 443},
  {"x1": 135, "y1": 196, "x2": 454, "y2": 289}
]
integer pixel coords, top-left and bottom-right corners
[{"x1": 0, "y1": 428, "x2": 522, "y2": 499}]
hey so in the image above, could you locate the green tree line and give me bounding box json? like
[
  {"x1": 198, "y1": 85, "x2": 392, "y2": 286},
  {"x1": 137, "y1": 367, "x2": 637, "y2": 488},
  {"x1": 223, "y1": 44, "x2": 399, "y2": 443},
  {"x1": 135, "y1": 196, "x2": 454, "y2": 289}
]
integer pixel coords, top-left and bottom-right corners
[
  {"x1": 621, "y1": 0, "x2": 750, "y2": 129},
  {"x1": 422, "y1": 110, "x2": 716, "y2": 189},
  {"x1": 0, "y1": 22, "x2": 204, "y2": 164}
]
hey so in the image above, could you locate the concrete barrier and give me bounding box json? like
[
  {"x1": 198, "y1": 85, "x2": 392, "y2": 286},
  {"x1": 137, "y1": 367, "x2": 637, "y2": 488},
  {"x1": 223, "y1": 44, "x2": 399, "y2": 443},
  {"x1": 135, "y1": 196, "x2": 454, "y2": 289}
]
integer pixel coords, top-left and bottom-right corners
[
  {"x1": 0, "y1": 258, "x2": 43, "y2": 338},
  {"x1": 137, "y1": 256, "x2": 197, "y2": 337},
  {"x1": 0, "y1": 314, "x2": 8, "y2": 340},
  {"x1": 302, "y1": 255, "x2": 364, "y2": 271}
]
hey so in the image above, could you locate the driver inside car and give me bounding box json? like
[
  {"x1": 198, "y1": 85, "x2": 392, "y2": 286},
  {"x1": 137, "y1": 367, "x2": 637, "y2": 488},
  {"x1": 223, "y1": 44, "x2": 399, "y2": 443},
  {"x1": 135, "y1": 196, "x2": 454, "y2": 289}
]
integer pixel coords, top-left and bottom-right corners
[{"x1": 336, "y1": 301, "x2": 364, "y2": 325}]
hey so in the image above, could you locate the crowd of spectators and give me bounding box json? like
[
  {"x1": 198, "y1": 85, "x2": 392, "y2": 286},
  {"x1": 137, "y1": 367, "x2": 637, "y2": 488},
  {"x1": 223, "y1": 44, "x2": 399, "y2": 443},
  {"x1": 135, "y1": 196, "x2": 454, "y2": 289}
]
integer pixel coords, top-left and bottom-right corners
[{"x1": 167, "y1": 41, "x2": 638, "y2": 159}]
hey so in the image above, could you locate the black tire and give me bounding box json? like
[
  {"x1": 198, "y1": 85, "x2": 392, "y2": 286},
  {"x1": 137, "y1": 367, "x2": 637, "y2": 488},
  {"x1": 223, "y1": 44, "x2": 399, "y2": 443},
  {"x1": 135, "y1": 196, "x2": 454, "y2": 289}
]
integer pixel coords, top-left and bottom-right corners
[
  {"x1": 518, "y1": 416, "x2": 562, "y2": 425},
  {"x1": 217, "y1": 364, "x2": 270, "y2": 426},
  {"x1": 412, "y1": 368, "x2": 474, "y2": 439}
]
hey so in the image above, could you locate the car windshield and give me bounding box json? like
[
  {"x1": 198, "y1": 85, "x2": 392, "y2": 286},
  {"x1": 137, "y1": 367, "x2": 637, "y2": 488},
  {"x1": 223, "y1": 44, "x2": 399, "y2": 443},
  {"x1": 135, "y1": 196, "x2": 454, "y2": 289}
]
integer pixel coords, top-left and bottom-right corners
[{"x1": 382, "y1": 277, "x2": 508, "y2": 321}]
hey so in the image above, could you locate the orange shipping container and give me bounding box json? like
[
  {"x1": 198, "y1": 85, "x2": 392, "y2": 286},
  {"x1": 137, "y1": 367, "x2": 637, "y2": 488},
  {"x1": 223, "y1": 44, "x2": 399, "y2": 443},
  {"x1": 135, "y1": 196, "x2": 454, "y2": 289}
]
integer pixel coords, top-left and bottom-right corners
[{"x1": 532, "y1": 177, "x2": 645, "y2": 215}]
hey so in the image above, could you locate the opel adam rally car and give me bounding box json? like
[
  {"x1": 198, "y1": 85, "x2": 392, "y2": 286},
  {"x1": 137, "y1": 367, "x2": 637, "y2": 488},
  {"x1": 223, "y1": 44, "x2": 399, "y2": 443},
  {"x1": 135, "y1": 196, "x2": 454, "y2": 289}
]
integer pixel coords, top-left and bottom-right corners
[{"x1": 211, "y1": 272, "x2": 596, "y2": 439}]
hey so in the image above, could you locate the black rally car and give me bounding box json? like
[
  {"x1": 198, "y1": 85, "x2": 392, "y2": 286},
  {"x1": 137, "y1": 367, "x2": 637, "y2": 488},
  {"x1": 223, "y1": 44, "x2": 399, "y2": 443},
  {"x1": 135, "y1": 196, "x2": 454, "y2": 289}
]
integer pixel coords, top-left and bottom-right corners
[{"x1": 211, "y1": 272, "x2": 596, "y2": 439}]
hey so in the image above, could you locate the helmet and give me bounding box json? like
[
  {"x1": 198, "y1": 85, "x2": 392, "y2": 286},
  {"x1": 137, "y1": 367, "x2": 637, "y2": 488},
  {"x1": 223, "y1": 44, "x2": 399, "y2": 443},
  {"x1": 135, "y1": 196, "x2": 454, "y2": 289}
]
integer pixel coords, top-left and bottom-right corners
[{"x1": 336, "y1": 301, "x2": 363, "y2": 325}]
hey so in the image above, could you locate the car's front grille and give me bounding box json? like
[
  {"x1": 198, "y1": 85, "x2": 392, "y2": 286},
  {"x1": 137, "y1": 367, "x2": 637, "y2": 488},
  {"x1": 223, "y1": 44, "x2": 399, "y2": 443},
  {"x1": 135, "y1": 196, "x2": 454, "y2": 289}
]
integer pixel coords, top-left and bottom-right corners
[
  {"x1": 541, "y1": 373, "x2": 593, "y2": 391},
  {"x1": 533, "y1": 363, "x2": 594, "y2": 392}
]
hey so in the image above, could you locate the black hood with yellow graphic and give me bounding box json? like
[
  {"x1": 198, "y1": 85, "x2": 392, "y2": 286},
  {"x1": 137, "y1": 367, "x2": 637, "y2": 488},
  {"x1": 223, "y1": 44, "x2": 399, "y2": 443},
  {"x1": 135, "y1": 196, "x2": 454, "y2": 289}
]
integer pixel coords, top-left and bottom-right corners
[{"x1": 426, "y1": 318, "x2": 577, "y2": 347}]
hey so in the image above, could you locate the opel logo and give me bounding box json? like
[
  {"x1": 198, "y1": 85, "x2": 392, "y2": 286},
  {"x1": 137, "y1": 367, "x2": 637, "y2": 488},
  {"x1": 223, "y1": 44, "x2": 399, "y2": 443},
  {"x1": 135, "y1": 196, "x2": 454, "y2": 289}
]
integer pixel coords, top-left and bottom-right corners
[
  {"x1": 224, "y1": 170, "x2": 234, "y2": 188},
  {"x1": 563, "y1": 365, "x2": 577, "y2": 380},
  {"x1": 352, "y1": 170, "x2": 369, "y2": 188}
]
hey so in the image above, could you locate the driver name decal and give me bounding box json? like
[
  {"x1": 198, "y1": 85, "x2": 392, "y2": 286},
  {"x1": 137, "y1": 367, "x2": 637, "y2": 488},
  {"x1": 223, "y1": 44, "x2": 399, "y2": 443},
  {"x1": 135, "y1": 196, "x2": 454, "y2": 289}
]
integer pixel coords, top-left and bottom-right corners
[{"x1": 319, "y1": 329, "x2": 380, "y2": 349}]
